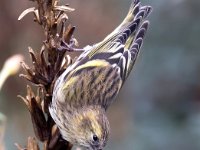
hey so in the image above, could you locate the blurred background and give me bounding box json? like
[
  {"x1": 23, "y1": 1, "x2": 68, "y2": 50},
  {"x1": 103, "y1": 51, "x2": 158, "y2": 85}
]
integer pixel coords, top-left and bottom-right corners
[{"x1": 0, "y1": 0, "x2": 200, "y2": 149}]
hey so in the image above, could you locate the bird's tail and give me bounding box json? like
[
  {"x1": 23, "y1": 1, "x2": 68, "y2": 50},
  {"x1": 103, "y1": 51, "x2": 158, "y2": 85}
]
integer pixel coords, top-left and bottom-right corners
[{"x1": 102, "y1": 0, "x2": 152, "y2": 44}]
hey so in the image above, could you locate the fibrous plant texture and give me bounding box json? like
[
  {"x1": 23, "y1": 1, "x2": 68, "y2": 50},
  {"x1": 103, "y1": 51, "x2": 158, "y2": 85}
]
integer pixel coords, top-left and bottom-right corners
[{"x1": 17, "y1": 0, "x2": 79, "y2": 149}]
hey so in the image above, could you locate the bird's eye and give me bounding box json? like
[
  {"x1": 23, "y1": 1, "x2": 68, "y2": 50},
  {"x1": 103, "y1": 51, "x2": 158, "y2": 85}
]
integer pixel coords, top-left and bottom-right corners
[{"x1": 93, "y1": 134, "x2": 99, "y2": 142}]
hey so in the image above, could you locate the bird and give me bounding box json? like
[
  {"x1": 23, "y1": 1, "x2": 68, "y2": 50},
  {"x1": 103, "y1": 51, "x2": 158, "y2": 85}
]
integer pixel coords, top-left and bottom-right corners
[{"x1": 49, "y1": 0, "x2": 152, "y2": 149}]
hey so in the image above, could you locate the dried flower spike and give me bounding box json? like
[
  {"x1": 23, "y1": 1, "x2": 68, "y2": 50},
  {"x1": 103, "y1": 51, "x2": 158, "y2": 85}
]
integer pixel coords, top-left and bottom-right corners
[{"x1": 18, "y1": 0, "x2": 78, "y2": 149}]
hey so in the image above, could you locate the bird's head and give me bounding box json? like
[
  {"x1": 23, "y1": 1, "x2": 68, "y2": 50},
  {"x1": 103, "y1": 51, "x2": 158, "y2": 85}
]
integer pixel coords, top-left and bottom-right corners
[{"x1": 58, "y1": 106, "x2": 110, "y2": 150}]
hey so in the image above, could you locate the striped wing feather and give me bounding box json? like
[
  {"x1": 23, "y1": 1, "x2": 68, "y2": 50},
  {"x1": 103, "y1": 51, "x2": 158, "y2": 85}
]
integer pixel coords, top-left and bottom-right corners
[
  {"x1": 74, "y1": 1, "x2": 152, "y2": 80},
  {"x1": 55, "y1": 0, "x2": 152, "y2": 109}
]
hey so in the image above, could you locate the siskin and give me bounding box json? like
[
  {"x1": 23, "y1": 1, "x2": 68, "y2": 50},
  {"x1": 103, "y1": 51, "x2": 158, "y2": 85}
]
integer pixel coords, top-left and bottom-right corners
[{"x1": 49, "y1": 0, "x2": 152, "y2": 149}]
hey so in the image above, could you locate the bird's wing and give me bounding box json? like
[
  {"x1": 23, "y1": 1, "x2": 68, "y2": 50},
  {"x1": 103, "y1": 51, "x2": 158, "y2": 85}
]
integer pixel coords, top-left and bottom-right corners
[
  {"x1": 69, "y1": 0, "x2": 152, "y2": 81},
  {"x1": 54, "y1": 0, "x2": 152, "y2": 109}
]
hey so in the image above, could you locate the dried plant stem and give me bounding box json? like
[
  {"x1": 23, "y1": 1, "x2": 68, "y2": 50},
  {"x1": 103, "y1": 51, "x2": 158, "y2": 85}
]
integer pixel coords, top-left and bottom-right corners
[{"x1": 18, "y1": 0, "x2": 79, "y2": 149}]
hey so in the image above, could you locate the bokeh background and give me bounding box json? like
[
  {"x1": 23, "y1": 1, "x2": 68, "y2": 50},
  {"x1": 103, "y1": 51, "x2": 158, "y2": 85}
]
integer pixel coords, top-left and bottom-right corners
[{"x1": 0, "y1": 0, "x2": 200, "y2": 149}]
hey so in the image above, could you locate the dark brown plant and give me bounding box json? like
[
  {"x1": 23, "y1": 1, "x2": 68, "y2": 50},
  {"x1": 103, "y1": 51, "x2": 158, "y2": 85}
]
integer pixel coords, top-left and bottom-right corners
[{"x1": 17, "y1": 0, "x2": 79, "y2": 149}]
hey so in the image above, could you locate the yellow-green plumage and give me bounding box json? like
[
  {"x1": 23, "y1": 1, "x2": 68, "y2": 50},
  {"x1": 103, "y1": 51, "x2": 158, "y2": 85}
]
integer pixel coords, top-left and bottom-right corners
[
  {"x1": 49, "y1": 0, "x2": 152, "y2": 149},
  {"x1": 62, "y1": 61, "x2": 122, "y2": 109}
]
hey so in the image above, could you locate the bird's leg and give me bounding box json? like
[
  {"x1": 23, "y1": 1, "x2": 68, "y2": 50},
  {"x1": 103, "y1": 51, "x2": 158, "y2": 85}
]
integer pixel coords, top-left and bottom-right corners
[{"x1": 58, "y1": 39, "x2": 84, "y2": 52}]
